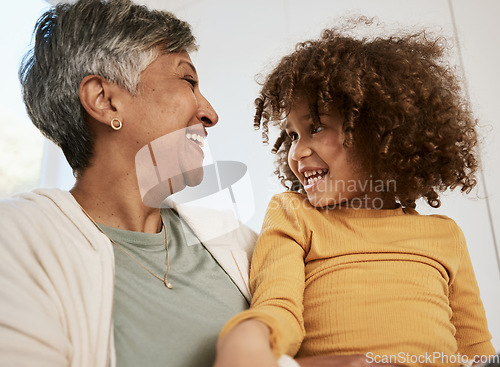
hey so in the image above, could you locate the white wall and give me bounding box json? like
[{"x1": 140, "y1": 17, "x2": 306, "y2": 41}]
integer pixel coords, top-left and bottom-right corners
[{"x1": 38, "y1": 0, "x2": 500, "y2": 350}]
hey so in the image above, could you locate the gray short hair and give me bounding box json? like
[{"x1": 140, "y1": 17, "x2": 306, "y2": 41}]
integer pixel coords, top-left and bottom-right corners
[{"x1": 19, "y1": 0, "x2": 197, "y2": 174}]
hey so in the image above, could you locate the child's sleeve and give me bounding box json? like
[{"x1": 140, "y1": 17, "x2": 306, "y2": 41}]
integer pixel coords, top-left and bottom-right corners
[
  {"x1": 219, "y1": 193, "x2": 309, "y2": 357},
  {"x1": 449, "y1": 230, "x2": 496, "y2": 358}
]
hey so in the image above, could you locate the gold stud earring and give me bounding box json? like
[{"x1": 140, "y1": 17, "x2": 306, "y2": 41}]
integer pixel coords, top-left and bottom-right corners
[{"x1": 111, "y1": 118, "x2": 122, "y2": 130}]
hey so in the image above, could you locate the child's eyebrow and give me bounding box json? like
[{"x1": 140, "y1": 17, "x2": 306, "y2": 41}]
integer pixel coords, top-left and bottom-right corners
[{"x1": 285, "y1": 114, "x2": 312, "y2": 130}]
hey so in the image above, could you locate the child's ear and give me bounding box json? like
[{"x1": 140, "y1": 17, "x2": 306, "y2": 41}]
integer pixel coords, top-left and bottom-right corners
[{"x1": 78, "y1": 75, "x2": 126, "y2": 127}]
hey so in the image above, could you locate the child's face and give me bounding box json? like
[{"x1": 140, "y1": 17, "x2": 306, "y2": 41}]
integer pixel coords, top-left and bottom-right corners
[{"x1": 286, "y1": 99, "x2": 366, "y2": 208}]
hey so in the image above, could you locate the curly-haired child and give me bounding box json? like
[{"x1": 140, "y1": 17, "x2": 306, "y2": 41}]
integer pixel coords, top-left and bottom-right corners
[{"x1": 214, "y1": 20, "x2": 496, "y2": 367}]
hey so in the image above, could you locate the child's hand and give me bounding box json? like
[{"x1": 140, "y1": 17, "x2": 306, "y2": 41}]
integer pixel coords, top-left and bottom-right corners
[{"x1": 214, "y1": 320, "x2": 279, "y2": 367}]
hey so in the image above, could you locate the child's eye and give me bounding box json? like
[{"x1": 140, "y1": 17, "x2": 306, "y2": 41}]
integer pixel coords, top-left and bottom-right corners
[
  {"x1": 287, "y1": 131, "x2": 298, "y2": 142},
  {"x1": 312, "y1": 125, "x2": 325, "y2": 134}
]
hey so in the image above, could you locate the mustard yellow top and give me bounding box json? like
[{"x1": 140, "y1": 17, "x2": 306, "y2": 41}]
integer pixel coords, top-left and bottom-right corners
[{"x1": 220, "y1": 192, "x2": 495, "y2": 366}]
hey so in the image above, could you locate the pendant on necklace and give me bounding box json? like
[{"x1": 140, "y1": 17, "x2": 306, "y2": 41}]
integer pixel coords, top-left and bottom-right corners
[{"x1": 165, "y1": 281, "x2": 173, "y2": 289}]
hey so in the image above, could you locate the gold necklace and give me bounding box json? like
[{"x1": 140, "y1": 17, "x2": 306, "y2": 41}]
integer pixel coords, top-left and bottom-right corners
[{"x1": 79, "y1": 205, "x2": 173, "y2": 289}]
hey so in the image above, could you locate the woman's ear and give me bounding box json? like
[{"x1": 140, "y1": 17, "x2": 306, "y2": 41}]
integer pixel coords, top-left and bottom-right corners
[{"x1": 79, "y1": 75, "x2": 125, "y2": 127}]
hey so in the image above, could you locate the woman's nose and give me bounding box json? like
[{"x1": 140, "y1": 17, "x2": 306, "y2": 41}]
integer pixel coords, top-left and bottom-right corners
[{"x1": 196, "y1": 93, "x2": 219, "y2": 128}]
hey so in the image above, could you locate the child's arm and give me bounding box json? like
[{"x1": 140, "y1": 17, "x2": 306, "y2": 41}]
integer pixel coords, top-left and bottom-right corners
[
  {"x1": 217, "y1": 193, "x2": 309, "y2": 360},
  {"x1": 449, "y1": 230, "x2": 496, "y2": 358}
]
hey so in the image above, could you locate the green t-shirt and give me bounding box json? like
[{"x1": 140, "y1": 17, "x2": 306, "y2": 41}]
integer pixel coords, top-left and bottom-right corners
[{"x1": 100, "y1": 209, "x2": 249, "y2": 367}]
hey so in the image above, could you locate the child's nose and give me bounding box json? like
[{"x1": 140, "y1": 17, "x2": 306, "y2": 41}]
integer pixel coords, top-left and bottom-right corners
[{"x1": 290, "y1": 139, "x2": 313, "y2": 161}]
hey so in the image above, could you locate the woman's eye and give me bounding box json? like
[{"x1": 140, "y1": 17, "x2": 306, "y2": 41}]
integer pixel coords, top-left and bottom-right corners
[{"x1": 183, "y1": 77, "x2": 197, "y2": 88}]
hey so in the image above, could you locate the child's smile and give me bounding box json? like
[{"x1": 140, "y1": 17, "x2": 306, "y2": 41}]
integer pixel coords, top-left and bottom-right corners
[{"x1": 302, "y1": 168, "x2": 329, "y2": 189}]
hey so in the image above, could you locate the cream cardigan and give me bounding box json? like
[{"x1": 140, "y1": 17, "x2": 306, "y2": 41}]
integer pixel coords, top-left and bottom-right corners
[{"x1": 0, "y1": 189, "x2": 299, "y2": 367}]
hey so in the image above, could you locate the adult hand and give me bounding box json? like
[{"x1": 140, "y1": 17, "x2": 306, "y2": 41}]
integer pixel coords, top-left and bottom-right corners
[{"x1": 295, "y1": 354, "x2": 406, "y2": 367}]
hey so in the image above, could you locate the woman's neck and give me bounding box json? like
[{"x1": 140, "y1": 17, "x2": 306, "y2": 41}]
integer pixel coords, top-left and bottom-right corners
[{"x1": 70, "y1": 166, "x2": 163, "y2": 234}]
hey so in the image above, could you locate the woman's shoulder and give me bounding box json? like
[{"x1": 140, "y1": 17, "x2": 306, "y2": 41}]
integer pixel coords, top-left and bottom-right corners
[
  {"x1": 0, "y1": 188, "x2": 111, "y2": 258},
  {"x1": 0, "y1": 188, "x2": 74, "y2": 218},
  {"x1": 1, "y1": 190, "x2": 50, "y2": 219},
  {"x1": 1, "y1": 190, "x2": 68, "y2": 238},
  {"x1": 0, "y1": 188, "x2": 92, "y2": 246},
  {"x1": 0, "y1": 189, "x2": 74, "y2": 257}
]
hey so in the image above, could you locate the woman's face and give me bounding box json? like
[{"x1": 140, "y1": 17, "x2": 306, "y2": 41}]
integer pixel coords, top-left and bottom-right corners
[{"x1": 122, "y1": 51, "x2": 218, "y2": 200}]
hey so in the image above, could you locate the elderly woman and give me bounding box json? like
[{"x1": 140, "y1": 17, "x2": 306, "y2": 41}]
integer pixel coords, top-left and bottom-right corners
[
  {"x1": 0, "y1": 1, "x2": 403, "y2": 367},
  {"x1": 0, "y1": 0, "x2": 253, "y2": 366}
]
